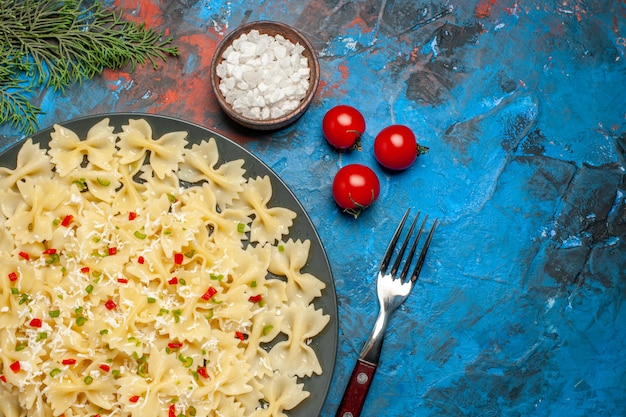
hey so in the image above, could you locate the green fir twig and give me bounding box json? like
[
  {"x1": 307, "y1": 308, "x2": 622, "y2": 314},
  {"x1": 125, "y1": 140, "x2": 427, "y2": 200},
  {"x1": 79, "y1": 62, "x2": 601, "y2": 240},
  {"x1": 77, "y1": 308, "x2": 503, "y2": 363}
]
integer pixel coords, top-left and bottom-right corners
[{"x1": 0, "y1": 0, "x2": 179, "y2": 135}]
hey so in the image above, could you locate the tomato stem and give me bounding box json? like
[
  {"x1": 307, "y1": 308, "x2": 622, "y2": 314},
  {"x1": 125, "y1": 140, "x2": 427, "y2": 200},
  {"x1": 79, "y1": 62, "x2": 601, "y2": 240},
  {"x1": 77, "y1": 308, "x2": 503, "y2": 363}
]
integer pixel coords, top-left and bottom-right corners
[
  {"x1": 343, "y1": 207, "x2": 362, "y2": 218},
  {"x1": 417, "y1": 143, "x2": 429, "y2": 155},
  {"x1": 343, "y1": 188, "x2": 377, "y2": 218}
]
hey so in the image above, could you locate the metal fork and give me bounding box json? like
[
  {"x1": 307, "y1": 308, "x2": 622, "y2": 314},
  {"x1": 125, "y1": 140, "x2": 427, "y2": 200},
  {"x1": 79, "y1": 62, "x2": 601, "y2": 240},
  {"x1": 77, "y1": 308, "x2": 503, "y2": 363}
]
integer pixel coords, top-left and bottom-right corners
[{"x1": 335, "y1": 209, "x2": 438, "y2": 417}]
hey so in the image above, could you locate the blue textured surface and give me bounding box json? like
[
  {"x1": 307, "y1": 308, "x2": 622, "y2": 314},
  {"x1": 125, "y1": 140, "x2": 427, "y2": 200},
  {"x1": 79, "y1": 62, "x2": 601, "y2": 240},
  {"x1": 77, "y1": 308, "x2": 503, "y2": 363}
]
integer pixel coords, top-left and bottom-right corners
[{"x1": 1, "y1": 1, "x2": 625, "y2": 416}]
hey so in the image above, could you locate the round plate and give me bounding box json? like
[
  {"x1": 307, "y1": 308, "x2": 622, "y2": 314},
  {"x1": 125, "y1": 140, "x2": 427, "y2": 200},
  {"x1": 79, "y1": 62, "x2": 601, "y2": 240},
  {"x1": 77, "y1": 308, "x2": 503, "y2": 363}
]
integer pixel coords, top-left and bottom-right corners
[{"x1": 0, "y1": 113, "x2": 338, "y2": 417}]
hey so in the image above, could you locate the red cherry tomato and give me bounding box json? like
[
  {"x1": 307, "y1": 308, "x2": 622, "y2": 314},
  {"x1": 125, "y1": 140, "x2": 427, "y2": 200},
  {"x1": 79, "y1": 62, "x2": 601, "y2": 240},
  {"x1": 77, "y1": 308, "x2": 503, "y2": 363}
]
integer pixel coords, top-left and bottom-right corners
[
  {"x1": 374, "y1": 125, "x2": 427, "y2": 170},
  {"x1": 332, "y1": 164, "x2": 380, "y2": 217},
  {"x1": 322, "y1": 105, "x2": 366, "y2": 150}
]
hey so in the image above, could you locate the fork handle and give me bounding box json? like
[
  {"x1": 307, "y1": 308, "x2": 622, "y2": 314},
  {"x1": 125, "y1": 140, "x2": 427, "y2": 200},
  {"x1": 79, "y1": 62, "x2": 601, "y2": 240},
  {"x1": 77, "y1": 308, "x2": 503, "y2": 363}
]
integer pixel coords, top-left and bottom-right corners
[{"x1": 335, "y1": 358, "x2": 377, "y2": 417}]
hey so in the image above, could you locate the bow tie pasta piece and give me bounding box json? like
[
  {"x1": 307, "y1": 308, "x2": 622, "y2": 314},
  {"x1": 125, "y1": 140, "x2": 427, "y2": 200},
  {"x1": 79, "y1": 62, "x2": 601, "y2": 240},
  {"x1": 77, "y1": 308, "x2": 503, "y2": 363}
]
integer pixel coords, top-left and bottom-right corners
[
  {"x1": 215, "y1": 283, "x2": 256, "y2": 329},
  {"x1": 98, "y1": 286, "x2": 157, "y2": 356},
  {"x1": 48, "y1": 118, "x2": 116, "y2": 176},
  {"x1": 75, "y1": 200, "x2": 120, "y2": 256},
  {"x1": 139, "y1": 163, "x2": 181, "y2": 201},
  {"x1": 44, "y1": 368, "x2": 117, "y2": 416},
  {"x1": 117, "y1": 345, "x2": 195, "y2": 416},
  {"x1": 191, "y1": 333, "x2": 256, "y2": 405},
  {"x1": 154, "y1": 207, "x2": 205, "y2": 259},
  {"x1": 178, "y1": 138, "x2": 246, "y2": 207},
  {"x1": 244, "y1": 309, "x2": 286, "y2": 379},
  {"x1": 5, "y1": 176, "x2": 71, "y2": 244},
  {"x1": 268, "y1": 239, "x2": 326, "y2": 304},
  {"x1": 58, "y1": 159, "x2": 123, "y2": 204},
  {"x1": 222, "y1": 243, "x2": 272, "y2": 291},
  {"x1": 134, "y1": 193, "x2": 172, "y2": 233},
  {"x1": 180, "y1": 182, "x2": 252, "y2": 246},
  {"x1": 268, "y1": 302, "x2": 330, "y2": 378},
  {"x1": 117, "y1": 118, "x2": 188, "y2": 179},
  {"x1": 249, "y1": 372, "x2": 310, "y2": 417},
  {"x1": 211, "y1": 348, "x2": 255, "y2": 398},
  {"x1": 0, "y1": 138, "x2": 53, "y2": 190},
  {"x1": 41, "y1": 331, "x2": 118, "y2": 414},
  {"x1": 235, "y1": 176, "x2": 296, "y2": 244}
]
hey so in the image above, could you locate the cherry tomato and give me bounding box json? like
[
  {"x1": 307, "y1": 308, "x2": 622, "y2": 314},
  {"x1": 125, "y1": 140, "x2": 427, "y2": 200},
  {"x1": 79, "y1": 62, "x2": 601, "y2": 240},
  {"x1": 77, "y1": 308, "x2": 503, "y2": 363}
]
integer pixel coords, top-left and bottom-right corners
[
  {"x1": 332, "y1": 164, "x2": 380, "y2": 217},
  {"x1": 374, "y1": 124, "x2": 428, "y2": 170},
  {"x1": 322, "y1": 105, "x2": 366, "y2": 150}
]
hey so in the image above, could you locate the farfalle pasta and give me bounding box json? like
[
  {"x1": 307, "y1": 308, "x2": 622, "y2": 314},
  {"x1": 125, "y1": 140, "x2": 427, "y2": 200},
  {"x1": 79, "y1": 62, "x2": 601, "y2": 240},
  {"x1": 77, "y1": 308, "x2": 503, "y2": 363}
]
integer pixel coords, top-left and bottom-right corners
[
  {"x1": 233, "y1": 176, "x2": 297, "y2": 245},
  {"x1": 0, "y1": 118, "x2": 329, "y2": 417},
  {"x1": 0, "y1": 139, "x2": 53, "y2": 190},
  {"x1": 48, "y1": 118, "x2": 117, "y2": 175},
  {"x1": 117, "y1": 118, "x2": 188, "y2": 179},
  {"x1": 178, "y1": 139, "x2": 246, "y2": 208}
]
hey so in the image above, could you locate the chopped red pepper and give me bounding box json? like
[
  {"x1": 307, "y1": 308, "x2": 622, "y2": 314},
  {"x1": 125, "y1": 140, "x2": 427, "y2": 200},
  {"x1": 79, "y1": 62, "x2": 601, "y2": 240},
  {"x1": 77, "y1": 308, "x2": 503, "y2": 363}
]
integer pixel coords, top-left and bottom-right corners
[
  {"x1": 99, "y1": 364, "x2": 110, "y2": 372},
  {"x1": 80, "y1": 267, "x2": 90, "y2": 273},
  {"x1": 248, "y1": 294, "x2": 262, "y2": 303},
  {"x1": 117, "y1": 278, "x2": 128, "y2": 284},
  {"x1": 167, "y1": 341, "x2": 183, "y2": 350},
  {"x1": 61, "y1": 358, "x2": 76, "y2": 365},
  {"x1": 197, "y1": 366, "x2": 209, "y2": 379},
  {"x1": 0, "y1": 375, "x2": 6, "y2": 383},
  {"x1": 235, "y1": 331, "x2": 247, "y2": 341},
  {"x1": 105, "y1": 299, "x2": 117, "y2": 310},
  {"x1": 201, "y1": 287, "x2": 217, "y2": 301},
  {"x1": 9, "y1": 361, "x2": 20, "y2": 373},
  {"x1": 29, "y1": 318, "x2": 43, "y2": 328},
  {"x1": 129, "y1": 395, "x2": 140, "y2": 403},
  {"x1": 138, "y1": 256, "x2": 145, "y2": 264},
  {"x1": 8, "y1": 272, "x2": 18, "y2": 282},
  {"x1": 128, "y1": 211, "x2": 137, "y2": 221},
  {"x1": 42, "y1": 248, "x2": 57, "y2": 255},
  {"x1": 169, "y1": 404, "x2": 176, "y2": 417},
  {"x1": 168, "y1": 277, "x2": 178, "y2": 285},
  {"x1": 174, "y1": 253, "x2": 184, "y2": 265},
  {"x1": 61, "y1": 215, "x2": 73, "y2": 227},
  {"x1": 18, "y1": 251, "x2": 30, "y2": 260},
  {"x1": 108, "y1": 247, "x2": 117, "y2": 256}
]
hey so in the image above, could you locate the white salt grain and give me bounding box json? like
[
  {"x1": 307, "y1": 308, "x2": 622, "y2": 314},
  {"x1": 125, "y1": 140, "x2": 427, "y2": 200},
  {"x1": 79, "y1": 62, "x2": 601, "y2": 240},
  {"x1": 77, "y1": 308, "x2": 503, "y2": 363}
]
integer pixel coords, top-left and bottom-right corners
[{"x1": 217, "y1": 30, "x2": 311, "y2": 121}]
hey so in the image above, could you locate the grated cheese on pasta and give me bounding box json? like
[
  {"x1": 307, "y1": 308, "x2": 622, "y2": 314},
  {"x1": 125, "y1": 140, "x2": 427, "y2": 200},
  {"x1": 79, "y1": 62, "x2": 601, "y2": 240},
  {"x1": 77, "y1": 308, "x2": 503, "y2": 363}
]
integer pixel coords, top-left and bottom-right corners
[{"x1": 0, "y1": 118, "x2": 329, "y2": 417}]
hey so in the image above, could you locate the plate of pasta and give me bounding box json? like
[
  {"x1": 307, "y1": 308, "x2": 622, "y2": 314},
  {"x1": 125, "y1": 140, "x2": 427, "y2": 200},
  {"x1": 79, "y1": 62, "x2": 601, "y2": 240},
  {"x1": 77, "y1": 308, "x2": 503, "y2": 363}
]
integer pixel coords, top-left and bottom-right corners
[{"x1": 0, "y1": 114, "x2": 337, "y2": 417}]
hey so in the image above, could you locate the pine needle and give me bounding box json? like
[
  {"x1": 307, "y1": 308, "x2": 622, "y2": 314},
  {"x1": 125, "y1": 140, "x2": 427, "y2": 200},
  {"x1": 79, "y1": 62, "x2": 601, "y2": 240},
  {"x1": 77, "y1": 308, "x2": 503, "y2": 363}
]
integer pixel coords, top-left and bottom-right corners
[{"x1": 0, "y1": 0, "x2": 179, "y2": 135}]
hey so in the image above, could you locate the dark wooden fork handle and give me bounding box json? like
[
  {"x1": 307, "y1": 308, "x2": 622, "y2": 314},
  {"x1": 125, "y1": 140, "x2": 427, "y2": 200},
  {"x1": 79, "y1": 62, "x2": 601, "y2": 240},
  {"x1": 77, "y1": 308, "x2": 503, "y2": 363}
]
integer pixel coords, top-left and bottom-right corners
[{"x1": 335, "y1": 359, "x2": 377, "y2": 417}]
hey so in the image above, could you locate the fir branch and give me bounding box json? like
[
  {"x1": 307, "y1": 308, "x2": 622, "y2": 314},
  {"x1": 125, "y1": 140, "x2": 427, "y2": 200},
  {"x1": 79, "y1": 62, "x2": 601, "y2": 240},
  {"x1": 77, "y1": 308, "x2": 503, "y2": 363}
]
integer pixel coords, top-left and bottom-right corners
[
  {"x1": 0, "y1": 81, "x2": 43, "y2": 135},
  {"x1": 0, "y1": 0, "x2": 179, "y2": 135}
]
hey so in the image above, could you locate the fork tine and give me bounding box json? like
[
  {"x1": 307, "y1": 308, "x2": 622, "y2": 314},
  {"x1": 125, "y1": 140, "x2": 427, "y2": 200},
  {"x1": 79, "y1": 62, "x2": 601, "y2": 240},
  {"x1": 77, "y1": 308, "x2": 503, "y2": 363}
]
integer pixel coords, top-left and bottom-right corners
[
  {"x1": 410, "y1": 218, "x2": 438, "y2": 282},
  {"x1": 391, "y1": 211, "x2": 421, "y2": 278},
  {"x1": 399, "y1": 214, "x2": 428, "y2": 281},
  {"x1": 379, "y1": 209, "x2": 411, "y2": 273}
]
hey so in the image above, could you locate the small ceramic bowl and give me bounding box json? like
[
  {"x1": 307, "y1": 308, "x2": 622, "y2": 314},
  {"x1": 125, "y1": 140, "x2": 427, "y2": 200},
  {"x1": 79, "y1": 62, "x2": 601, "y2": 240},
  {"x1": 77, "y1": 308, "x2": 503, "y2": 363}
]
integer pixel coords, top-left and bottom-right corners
[{"x1": 210, "y1": 21, "x2": 320, "y2": 130}]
